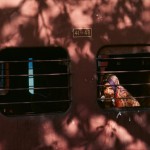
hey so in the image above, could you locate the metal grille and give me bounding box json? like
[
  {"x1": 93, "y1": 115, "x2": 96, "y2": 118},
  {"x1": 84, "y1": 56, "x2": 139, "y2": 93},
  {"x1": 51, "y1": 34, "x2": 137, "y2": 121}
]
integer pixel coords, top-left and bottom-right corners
[
  {"x1": 0, "y1": 47, "x2": 71, "y2": 116},
  {"x1": 97, "y1": 44, "x2": 150, "y2": 109}
]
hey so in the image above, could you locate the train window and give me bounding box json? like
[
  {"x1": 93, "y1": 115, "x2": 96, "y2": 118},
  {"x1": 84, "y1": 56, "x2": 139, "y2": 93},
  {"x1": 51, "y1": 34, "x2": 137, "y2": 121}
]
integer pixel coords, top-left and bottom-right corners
[
  {"x1": 0, "y1": 47, "x2": 71, "y2": 116},
  {"x1": 97, "y1": 44, "x2": 150, "y2": 109}
]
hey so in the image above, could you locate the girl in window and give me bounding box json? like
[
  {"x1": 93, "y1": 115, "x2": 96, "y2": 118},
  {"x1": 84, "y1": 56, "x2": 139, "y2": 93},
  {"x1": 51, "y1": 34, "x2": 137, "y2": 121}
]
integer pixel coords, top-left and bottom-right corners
[{"x1": 100, "y1": 74, "x2": 140, "y2": 108}]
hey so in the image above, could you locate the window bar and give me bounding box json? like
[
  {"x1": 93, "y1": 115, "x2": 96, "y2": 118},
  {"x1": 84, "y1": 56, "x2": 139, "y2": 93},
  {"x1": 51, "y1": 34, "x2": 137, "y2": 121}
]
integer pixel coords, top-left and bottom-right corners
[
  {"x1": 0, "y1": 63, "x2": 4, "y2": 87},
  {"x1": 0, "y1": 63, "x2": 9, "y2": 95}
]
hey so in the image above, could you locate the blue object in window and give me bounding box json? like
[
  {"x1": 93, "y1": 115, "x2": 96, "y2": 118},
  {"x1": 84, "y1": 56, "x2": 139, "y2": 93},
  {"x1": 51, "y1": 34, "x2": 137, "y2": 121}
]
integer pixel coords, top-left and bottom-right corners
[{"x1": 28, "y1": 58, "x2": 34, "y2": 94}]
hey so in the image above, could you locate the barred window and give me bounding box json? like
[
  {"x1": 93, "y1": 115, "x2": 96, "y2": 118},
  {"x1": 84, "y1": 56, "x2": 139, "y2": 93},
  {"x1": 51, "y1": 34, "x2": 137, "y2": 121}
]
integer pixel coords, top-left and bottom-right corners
[
  {"x1": 97, "y1": 44, "x2": 150, "y2": 109},
  {"x1": 0, "y1": 47, "x2": 71, "y2": 116}
]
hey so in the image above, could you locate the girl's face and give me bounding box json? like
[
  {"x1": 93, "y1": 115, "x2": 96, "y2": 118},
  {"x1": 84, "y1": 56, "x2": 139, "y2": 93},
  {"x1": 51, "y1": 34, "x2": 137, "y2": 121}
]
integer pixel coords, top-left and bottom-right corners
[{"x1": 103, "y1": 82, "x2": 115, "y2": 98}]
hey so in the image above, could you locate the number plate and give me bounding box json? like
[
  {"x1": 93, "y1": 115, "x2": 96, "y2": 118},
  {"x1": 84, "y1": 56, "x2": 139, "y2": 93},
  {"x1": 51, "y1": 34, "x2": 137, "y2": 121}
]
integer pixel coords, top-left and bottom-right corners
[{"x1": 73, "y1": 28, "x2": 92, "y2": 38}]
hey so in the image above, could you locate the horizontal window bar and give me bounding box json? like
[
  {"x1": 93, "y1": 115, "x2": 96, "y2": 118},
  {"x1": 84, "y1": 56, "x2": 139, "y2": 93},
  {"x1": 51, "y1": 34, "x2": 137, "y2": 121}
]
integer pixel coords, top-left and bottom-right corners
[
  {"x1": 0, "y1": 59, "x2": 70, "y2": 63},
  {"x1": 0, "y1": 100, "x2": 71, "y2": 105},
  {"x1": 0, "y1": 73, "x2": 71, "y2": 77},
  {"x1": 98, "y1": 82, "x2": 150, "y2": 86},
  {"x1": 98, "y1": 96, "x2": 150, "y2": 101},
  {"x1": 97, "y1": 57, "x2": 150, "y2": 60},
  {"x1": 0, "y1": 86, "x2": 71, "y2": 91},
  {"x1": 97, "y1": 70, "x2": 150, "y2": 73}
]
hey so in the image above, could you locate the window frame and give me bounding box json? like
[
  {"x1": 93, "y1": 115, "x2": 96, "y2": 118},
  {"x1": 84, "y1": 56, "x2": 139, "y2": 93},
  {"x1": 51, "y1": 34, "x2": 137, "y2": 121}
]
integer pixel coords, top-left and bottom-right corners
[
  {"x1": 0, "y1": 47, "x2": 71, "y2": 116},
  {"x1": 96, "y1": 44, "x2": 150, "y2": 112}
]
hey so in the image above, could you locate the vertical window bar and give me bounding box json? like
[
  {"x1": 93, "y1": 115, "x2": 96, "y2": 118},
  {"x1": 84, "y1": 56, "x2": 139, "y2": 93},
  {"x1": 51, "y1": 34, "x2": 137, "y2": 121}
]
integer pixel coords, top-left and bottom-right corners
[
  {"x1": 0, "y1": 63, "x2": 9, "y2": 95},
  {"x1": 0, "y1": 63, "x2": 4, "y2": 88}
]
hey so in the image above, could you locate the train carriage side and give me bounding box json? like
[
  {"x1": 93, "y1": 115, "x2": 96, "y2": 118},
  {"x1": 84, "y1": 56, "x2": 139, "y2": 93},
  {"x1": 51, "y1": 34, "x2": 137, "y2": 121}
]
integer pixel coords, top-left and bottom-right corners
[{"x1": 0, "y1": 1, "x2": 150, "y2": 150}]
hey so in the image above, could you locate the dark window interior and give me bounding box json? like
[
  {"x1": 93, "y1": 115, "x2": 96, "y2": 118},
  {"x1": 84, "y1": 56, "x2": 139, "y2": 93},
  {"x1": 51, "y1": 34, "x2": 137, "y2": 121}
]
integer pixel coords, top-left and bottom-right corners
[
  {"x1": 0, "y1": 47, "x2": 71, "y2": 116},
  {"x1": 97, "y1": 45, "x2": 150, "y2": 109}
]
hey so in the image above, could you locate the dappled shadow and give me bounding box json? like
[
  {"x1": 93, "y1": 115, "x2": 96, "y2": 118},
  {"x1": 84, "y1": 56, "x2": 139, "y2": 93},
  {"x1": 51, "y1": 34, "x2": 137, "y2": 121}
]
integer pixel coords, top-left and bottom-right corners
[
  {"x1": 37, "y1": 110, "x2": 150, "y2": 150},
  {"x1": 0, "y1": 114, "x2": 41, "y2": 150},
  {"x1": 0, "y1": 0, "x2": 150, "y2": 149},
  {"x1": 1, "y1": 0, "x2": 150, "y2": 49}
]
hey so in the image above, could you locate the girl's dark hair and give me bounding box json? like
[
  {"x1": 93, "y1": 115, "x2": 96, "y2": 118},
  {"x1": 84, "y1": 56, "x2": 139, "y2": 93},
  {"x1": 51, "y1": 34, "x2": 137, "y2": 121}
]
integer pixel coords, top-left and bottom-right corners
[{"x1": 102, "y1": 74, "x2": 114, "y2": 84}]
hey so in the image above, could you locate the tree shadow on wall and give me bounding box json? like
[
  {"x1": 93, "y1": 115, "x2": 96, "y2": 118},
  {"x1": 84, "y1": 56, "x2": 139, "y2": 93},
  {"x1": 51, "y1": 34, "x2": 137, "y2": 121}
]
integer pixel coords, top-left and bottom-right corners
[
  {"x1": 40, "y1": 1, "x2": 150, "y2": 149},
  {"x1": 37, "y1": 110, "x2": 150, "y2": 150},
  {"x1": 0, "y1": 0, "x2": 150, "y2": 150}
]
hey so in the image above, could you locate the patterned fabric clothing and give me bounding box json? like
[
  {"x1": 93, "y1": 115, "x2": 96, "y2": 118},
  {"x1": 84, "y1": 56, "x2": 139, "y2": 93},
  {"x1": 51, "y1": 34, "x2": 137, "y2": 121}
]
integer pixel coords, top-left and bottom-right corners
[
  {"x1": 115, "y1": 85, "x2": 140, "y2": 107},
  {"x1": 101, "y1": 74, "x2": 140, "y2": 108}
]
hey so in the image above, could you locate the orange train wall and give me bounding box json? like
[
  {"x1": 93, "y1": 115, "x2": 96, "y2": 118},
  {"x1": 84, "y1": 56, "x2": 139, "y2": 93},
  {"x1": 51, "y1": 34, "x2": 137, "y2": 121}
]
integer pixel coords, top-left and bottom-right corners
[{"x1": 0, "y1": 0, "x2": 150, "y2": 150}]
